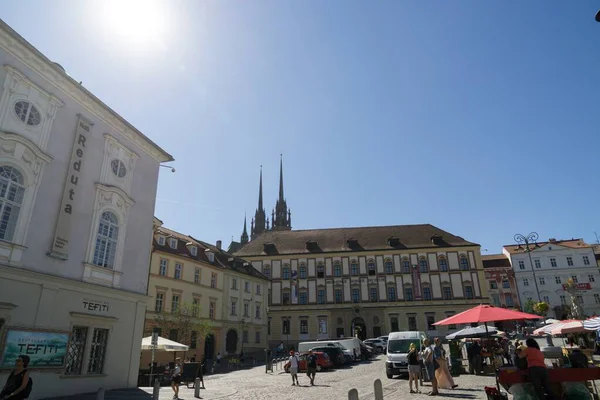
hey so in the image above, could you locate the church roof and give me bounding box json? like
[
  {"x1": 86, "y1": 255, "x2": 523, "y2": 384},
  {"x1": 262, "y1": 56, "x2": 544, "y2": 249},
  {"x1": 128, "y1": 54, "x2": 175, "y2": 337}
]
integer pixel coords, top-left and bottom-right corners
[{"x1": 233, "y1": 224, "x2": 478, "y2": 257}]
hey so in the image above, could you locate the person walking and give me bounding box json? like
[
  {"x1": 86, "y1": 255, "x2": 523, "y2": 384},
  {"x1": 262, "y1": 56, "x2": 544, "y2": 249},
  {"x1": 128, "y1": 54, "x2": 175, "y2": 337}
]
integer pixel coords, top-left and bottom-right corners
[
  {"x1": 306, "y1": 350, "x2": 318, "y2": 386},
  {"x1": 170, "y1": 357, "x2": 182, "y2": 400},
  {"x1": 422, "y1": 339, "x2": 439, "y2": 396},
  {"x1": 408, "y1": 343, "x2": 421, "y2": 394},
  {"x1": 518, "y1": 339, "x2": 556, "y2": 400},
  {"x1": 434, "y1": 338, "x2": 457, "y2": 389},
  {"x1": 0, "y1": 355, "x2": 31, "y2": 400},
  {"x1": 288, "y1": 351, "x2": 300, "y2": 386}
]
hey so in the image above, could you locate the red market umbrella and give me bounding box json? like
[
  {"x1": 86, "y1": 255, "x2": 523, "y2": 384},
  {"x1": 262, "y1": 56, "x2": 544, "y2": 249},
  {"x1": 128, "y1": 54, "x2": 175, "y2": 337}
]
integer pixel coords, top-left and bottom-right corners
[{"x1": 433, "y1": 304, "x2": 542, "y2": 326}]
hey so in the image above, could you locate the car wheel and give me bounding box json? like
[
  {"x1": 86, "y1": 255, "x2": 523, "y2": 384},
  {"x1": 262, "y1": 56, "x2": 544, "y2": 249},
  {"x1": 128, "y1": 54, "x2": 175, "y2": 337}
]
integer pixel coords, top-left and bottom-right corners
[
  {"x1": 316, "y1": 365, "x2": 322, "y2": 372},
  {"x1": 386, "y1": 370, "x2": 394, "y2": 379}
]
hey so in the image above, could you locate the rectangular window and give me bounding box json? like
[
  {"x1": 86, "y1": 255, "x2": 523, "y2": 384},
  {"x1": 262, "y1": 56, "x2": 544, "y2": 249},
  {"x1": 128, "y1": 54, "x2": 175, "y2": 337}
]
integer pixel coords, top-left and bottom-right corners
[
  {"x1": 230, "y1": 300, "x2": 237, "y2": 316},
  {"x1": 352, "y1": 288, "x2": 360, "y2": 303},
  {"x1": 317, "y1": 266, "x2": 325, "y2": 278},
  {"x1": 169, "y1": 238, "x2": 177, "y2": 248},
  {"x1": 576, "y1": 295, "x2": 584, "y2": 304},
  {"x1": 159, "y1": 259, "x2": 168, "y2": 276},
  {"x1": 595, "y1": 294, "x2": 600, "y2": 304},
  {"x1": 242, "y1": 330, "x2": 248, "y2": 343},
  {"x1": 209, "y1": 301, "x2": 215, "y2": 320},
  {"x1": 523, "y1": 278, "x2": 529, "y2": 287},
  {"x1": 255, "y1": 331, "x2": 261, "y2": 343},
  {"x1": 300, "y1": 319, "x2": 308, "y2": 334},
  {"x1": 518, "y1": 260, "x2": 525, "y2": 270},
  {"x1": 442, "y1": 287, "x2": 452, "y2": 300},
  {"x1": 171, "y1": 295, "x2": 179, "y2": 312},
  {"x1": 245, "y1": 281, "x2": 250, "y2": 292},
  {"x1": 505, "y1": 295, "x2": 514, "y2": 307},
  {"x1": 65, "y1": 327, "x2": 88, "y2": 375},
  {"x1": 502, "y1": 280, "x2": 510, "y2": 289},
  {"x1": 174, "y1": 263, "x2": 182, "y2": 279},
  {"x1": 231, "y1": 278, "x2": 237, "y2": 289},
  {"x1": 583, "y1": 255, "x2": 591, "y2": 265},
  {"x1": 589, "y1": 275, "x2": 595, "y2": 283},
  {"x1": 87, "y1": 328, "x2": 109, "y2": 374},
  {"x1": 282, "y1": 319, "x2": 290, "y2": 335},
  {"x1": 256, "y1": 284, "x2": 261, "y2": 295},
  {"x1": 243, "y1": 302, "x2": 249, "y2": 317},
  {"x1": 194, "y1": 268, "x2": 200, "y2": 284},
  {"x1": 369, "y1": 287, "x2": 378, "y2": 302},
  {"x1": 550, "y1": 258, "x2": 557, "y2": 267},
  {"x1": 387, "y1": 286, "x2": 396, "y2": 301},
  {"x1": 534, "y1": 259, "x2": 541, "y2": 269},
  {"x1": 560, "y1": 295, "x2": 566, "y2": 305},
  {"x1": 567, "y1": 257, "x2": 574, "y2": 266},
  {"x1": 491, "y1": 294, "x2": 500, "y2": 306},
  {"x1": 334, "y1": 263, "x2": 342, "y2": 277},
  {"x1": 351, "y1": 263, "x2": 359, "y2": 276},
  {"x1": 572, "y1": 275, "x2": 578, "y2": 283},
  {"x1": 192, "y1": 298, "x2": 200, "y2": 316},
  {"x1": 211, "y1": 273, "x2": 217, "y2": 288},
  {"x1": 405, "y1": 287, "x2": 413, "y2": 301},
  {"x1": 539, "y1": 277, "x2": 545, "y2": 285},
  {"x1": 464, "y1": 286, "x2": 474, "y2": 299},
  {"x1": 408, "y1": 316, "x2": 417, "y2": 331},
  {"x1": 543, "y1": 295, "x2": 550, "y2": 304},
  {"x1": 490, "y1": 281, "x2": 498, "y2": 289},
  {"x1": 299, "y1": 292, "x2": 307, "y2": 305},
  {"x1": 282, "y1": 292, "x2": 290, "y2": 305},
  {"x1": 555, "y1": 276, "x2": 561, "y2": 284},
  {"x1": 426, "y1": 315, "x2": 436, "y2": 330},
  {"x1": 335, "y1": 288, "x2": 343, "y2": 303},
  {"x1": 255, "y1": 304, "x2": 261, "y2": 319},
  {"x1": 158, "y1": 236, "x2": 165, "y2": 245},
  {"x1": 190, "y1": 246, "x2": 197, "y2": 256},
  {"x1": 155, "y1": 293, "x2": 164, "y2": 312},
  {"x1": 190, "y1": 331, "x2": 197, "y2": 349},
  {"x1": 423, "y1": 287, "x2": 432, "y2": 300},
  {"x1": 317, "y1": 289, "x2": 326, "y2": 304},
  {"x1": 169, "y1": 329, "x2": 178, "y2": 341}
]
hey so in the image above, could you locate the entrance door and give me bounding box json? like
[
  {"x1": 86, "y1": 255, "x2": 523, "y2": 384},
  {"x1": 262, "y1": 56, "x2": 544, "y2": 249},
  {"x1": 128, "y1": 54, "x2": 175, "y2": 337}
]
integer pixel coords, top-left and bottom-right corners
[
  {"x1": 351, "y1": 317, "x2": 367, "y2": 340},
  {"x1": 391, "y1": 317, "x2": 399, "y2": 332},
  {"x1": 373, "y1": 326, "x2": 382, "y2": 338},
  {"x1": 204, "y1": 334, "x2": 215, "y2": 359},
  {"x1": 225, "y1": 329, "x2": 238, "y2": 354},
  {"x1": 336, "y1": 327, "x2": 345, "y2": 338}
]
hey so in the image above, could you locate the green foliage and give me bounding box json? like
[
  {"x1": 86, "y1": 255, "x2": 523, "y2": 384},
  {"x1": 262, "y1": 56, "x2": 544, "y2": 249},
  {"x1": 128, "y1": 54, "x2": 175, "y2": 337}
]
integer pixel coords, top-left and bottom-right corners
[
  {"x1": 533, "y1": 301, "x2": 549, "y2": 316},
  {"x1": 152, "y1": 302, "x2": 213, "y2": 347}
]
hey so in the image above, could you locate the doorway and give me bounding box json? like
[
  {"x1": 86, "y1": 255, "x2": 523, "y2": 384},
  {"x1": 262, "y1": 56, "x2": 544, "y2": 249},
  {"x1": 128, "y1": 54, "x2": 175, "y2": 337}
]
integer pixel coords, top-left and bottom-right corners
[
  {"x1": 204, "y1": 334, "x2": 215, "y2": 359},
  {"x1": 373, "y1": 326, "x2": 382, "y2": 338},
  {"x1": 225, "y1": 329, "x2": 238, "y2": 354},
  {"x1": 351, "y1": 317, "x2": 366, "y2": 340}
]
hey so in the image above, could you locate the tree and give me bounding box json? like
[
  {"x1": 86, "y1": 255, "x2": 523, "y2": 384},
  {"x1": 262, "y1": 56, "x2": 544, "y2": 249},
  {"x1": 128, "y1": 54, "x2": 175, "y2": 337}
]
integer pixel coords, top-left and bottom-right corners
[
  {"x1": 151, "y1": 302, "x2": 214, "y2": 350},
  {"x1": 523, "y1": 299, "x2": 536, "y2": 314},
  {"x1": 533, "y1": 301, "x2": 549, "y2": 316}
]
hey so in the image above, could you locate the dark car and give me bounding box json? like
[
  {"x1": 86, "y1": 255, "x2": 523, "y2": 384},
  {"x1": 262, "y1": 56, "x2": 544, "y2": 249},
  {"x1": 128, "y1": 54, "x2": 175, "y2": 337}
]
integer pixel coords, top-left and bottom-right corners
[
  {"x1": 360, "y1": 342, "x2": 375, "y2": 360},
  {"x1": 310, "y1": 346, "x2": 346, "y2": 367}
]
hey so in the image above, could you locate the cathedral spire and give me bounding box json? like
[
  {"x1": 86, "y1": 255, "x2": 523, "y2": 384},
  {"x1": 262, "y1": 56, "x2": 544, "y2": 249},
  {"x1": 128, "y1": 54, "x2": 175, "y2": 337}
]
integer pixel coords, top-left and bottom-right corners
[
  {"x1": 258, "y1": 165, "x2": 263, "y2": 211},
  {"x1": 240, "y1": 214, "x2": 249, "y2": 244},
  {"x1": 272, "y1": 155, "x2": 291, "y2": 231},
  {"x1": 278, "y1": 154, "x2": 284, "y2": 203},
  {"x1": 251, "y1": 166, "x2": 267, "y2": 240}
]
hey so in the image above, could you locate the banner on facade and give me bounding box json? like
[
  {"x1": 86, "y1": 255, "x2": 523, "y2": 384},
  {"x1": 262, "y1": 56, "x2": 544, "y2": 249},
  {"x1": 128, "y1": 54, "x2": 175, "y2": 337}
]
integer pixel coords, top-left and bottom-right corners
[
  {"x1": 562, "y1": 283, "x2": 591, "y2": 291},
  {"x1": 49, "y1": 115, "x2": 92, "y2": 259},
  {"x1": 0, "y1": 328, "x2": 70, "y2": 368},
  {"x1": 412, "y1": 265, "x2": 422, "y2": 300},
  {"x1": 291, "y1": 270, "x2": 298, "y2": 304}
]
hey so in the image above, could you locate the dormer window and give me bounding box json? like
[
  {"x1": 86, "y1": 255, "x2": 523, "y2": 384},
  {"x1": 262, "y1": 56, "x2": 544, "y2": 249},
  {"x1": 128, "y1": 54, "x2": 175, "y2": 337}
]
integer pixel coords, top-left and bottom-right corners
[
  {"x1": 306, "y1": 240, "x2": 319, "y2": 251},
  {"x1": 157, "y1": 236, "x2": 165, "y2": 246},
  {"x1": 205, "y1": 249, "x2": 215, "y2": 263},
  {"x1": 430, "y1": 235, "x2": 444, "y2": 245},
  {"x1": 169, "y1": 238, "x2": 177, "y2": 248},
  {"x1": 263, "y1": 242, "x2": 277, "y2": 255},
  {"x1": 387, "y1": 236, "x2": 400, "y2": 247},
  {"x1": 347, "y1": 238, "x2": 359, "y2": 249},
  {"x1": 190, "y1": 246, "x2": 197, "y2": 257}
]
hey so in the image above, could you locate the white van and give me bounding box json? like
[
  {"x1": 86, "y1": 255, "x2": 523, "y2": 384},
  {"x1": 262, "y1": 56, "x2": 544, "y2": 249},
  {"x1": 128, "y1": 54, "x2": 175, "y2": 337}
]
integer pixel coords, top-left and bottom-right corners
[
  {"x1": 385, "y1": 331, "x2": 427, "y2": 378},
  {"x1": 297, "y1": 340, "x2": 343, "y2": 354},
  {"x1": 335, "y1": 338, "x2": 362, "y2": 361}
]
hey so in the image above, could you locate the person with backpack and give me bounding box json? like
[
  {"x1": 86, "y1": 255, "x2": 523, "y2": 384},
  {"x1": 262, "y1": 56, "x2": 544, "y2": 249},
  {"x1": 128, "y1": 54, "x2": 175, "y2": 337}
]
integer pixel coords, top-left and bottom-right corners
[{"x1": 0, "y1": 355, "x2": 32, "y2": 400}]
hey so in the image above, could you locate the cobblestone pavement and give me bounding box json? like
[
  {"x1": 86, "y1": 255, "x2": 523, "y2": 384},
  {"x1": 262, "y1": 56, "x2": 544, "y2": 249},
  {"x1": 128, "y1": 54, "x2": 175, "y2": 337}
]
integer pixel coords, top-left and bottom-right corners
[{"x1": 151, "y1": 356, "x2": 502, "y2": 400}]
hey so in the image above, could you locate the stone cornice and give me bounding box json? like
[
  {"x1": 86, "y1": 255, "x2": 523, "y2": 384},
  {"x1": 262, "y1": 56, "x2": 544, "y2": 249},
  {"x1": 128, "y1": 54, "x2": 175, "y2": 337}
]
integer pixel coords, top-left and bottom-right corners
[{"x1": 0, "y1": 19, "x2": 173, "y2": 163}]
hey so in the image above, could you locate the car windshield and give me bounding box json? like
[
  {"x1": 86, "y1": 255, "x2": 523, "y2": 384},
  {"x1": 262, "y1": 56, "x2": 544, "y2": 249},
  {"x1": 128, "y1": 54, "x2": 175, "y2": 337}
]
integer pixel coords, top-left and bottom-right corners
[{"x1": 387, "y1": 339, "x2": 420, "y2": 354}]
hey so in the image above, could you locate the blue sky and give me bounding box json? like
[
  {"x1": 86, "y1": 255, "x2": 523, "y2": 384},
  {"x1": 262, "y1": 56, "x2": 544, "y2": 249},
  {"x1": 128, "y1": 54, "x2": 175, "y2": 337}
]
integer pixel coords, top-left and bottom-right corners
[{"x1": 3, "y1": 1, "x2": 599, "y2": 253}]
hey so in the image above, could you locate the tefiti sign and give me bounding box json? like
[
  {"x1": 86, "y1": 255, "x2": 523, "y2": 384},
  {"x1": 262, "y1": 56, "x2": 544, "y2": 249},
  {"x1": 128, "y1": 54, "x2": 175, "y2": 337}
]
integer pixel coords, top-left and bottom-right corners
[
  {"x1": 49, "y1": 115, "x2": 93, "y2": 259},
  {"x1": 82, "y1": 299, "x2": 110, "y2": 313}
]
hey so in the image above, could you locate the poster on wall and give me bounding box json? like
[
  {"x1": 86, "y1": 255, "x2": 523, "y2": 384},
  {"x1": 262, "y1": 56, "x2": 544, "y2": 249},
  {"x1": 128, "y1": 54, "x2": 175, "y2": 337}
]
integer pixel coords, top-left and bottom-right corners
[{"x1": 0, "y1": 328, "x2": 70, "y2": 369}]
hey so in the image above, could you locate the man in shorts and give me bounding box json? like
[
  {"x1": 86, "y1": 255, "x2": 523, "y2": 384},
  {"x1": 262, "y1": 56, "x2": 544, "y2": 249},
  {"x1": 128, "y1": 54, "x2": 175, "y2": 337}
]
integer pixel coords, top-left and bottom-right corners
[
  {"x1": 306, "y1": 350, "x2": 318, "y2": 386},
  {"x1": 171, "y1": 357, "x2": 182, "y2": 399},
  {"x1": 288, "y1": 351, "x2": 300, "y2": 386}
]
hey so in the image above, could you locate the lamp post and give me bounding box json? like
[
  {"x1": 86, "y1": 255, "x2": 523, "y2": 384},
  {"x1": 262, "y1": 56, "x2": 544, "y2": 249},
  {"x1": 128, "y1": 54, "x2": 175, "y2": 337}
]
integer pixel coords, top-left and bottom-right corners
[{"x1": 514, "y1": 232, "x2": 541, "y2": 302}]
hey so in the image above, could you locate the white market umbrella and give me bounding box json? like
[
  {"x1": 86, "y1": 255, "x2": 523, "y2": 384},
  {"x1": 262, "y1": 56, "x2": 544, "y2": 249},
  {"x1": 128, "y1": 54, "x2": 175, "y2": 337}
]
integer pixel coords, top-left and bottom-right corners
[
  {"x1": 584, "y1": 316, "x2": 600, "y2": 331},
  {"x1": 141, "y1": 336, "x2": 189, "y2": 352},
  {"x1": 446, "y1": 325, "x2": 498, "y2": 340},
  {"x1": 543, "y1": 318, "x2": 559, "y2": 325}
]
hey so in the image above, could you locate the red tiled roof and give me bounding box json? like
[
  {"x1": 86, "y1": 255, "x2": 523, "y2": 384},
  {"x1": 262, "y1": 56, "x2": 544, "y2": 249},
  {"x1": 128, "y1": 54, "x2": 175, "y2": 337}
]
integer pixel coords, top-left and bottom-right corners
[{"x1": 503, "y1": 238, "x2": 591, "y2": 254}]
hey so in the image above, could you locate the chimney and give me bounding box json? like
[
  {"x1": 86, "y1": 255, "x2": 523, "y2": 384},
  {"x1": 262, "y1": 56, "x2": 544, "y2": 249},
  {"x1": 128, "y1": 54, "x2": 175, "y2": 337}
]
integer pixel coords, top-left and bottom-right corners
[{"x1": 216, "y1": 240, "x2": 222, "y2": 249}]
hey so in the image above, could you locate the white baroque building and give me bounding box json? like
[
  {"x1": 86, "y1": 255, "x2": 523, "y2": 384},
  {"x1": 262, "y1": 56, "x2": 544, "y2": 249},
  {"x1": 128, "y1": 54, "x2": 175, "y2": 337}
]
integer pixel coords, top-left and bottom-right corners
[
  {"x1": 0, "y1": 19, "x2": 172, "y2": 398},
  {"x1": 503, "y1": 238, "x2": 600, "y2": 319}
]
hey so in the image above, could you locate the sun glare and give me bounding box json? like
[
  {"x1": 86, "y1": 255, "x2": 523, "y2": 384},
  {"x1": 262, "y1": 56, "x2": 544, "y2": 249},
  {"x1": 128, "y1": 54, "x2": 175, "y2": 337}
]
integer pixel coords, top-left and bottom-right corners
[{"x1": 99, "y1": 0, "x2": 167, "y2": 46}]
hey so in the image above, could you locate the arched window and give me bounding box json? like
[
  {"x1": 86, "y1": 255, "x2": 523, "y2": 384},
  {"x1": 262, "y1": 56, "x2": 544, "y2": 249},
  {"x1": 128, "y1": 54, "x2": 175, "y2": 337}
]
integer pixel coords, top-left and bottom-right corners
[
  {"x1": 350, "y1": 260, "x2": 359, "y2": 276},
  {"x1": 333, "y1": 261, "x2": 342, "y2": 277},
  {"x1": 263, "y1": 265, "x2": 271, "y2": 278},
  {"x1": 93, "y1": 211, "x2": 119, "y2": 269},
  {"x1": 401, "y1": 258, "x2": 410, "y2": 273},
  {"x1": 442, "y1": 285, "x2": 452, "y2": 300},
  {"x1": 0, "y1": 166, "x2": 25, "y2": 241},
  {"x1": 459, "y1": 255, "x2": 470, "y2": 271},
  {"x1": 282, "y1": 265, "x2": 290, "y2": 280},
  {"x1": 384, "y1": 259, "x2": 393, "y2": 274},
  {"x1": 419, "y1": 257, "x2": 428, "y2": 273},
  {"x1": 367, "y1": 259, "x2": 376, "y2": 276},
  {"x1": 438, "y1": 256, "x2": 448, "y2": 272},
  {"x1": 422, "y1": 285, "x2": 432, "y2": 300},
  {"x1": 299, "y1": 263, "x2": 307, "y2": 279},
  {"x1": 317, "y1": 263, "x2": 325, "y2": 278}
]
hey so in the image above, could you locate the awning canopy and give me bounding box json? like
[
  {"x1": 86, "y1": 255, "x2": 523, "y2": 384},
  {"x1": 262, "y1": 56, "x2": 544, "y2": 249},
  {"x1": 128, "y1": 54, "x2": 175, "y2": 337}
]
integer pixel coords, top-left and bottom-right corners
[{"x1": 141, "y1": 336, "x2": 189, "y2": 352}]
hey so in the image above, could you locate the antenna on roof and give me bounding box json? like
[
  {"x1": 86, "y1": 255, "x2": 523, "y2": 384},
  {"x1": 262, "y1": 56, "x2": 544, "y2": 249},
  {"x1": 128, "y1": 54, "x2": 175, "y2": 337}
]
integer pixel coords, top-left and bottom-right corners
[{"x1": 595, "y1": 232, "x2": 599, "y2": 245}]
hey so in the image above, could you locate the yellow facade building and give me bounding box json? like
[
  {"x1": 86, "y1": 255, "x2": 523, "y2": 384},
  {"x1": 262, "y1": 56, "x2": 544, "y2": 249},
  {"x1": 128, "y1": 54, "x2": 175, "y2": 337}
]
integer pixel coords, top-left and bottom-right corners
[
  {"x1": 234, "y1": 224, "x2": 489, "y2": 348},
  {"x1": 142, "y1": 219, "x2": 269, "y2": 366}
]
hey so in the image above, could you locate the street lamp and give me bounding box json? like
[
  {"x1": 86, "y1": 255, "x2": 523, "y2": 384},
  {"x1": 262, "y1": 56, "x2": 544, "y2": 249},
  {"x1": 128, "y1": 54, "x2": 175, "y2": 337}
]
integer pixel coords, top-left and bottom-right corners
[{"x1": 514, "y1": 232, "x2": 541, "y2": 302}]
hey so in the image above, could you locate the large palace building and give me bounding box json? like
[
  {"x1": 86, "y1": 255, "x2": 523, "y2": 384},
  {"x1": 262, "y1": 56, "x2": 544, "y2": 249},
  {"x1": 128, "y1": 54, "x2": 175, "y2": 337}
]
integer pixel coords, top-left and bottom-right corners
[{"x1": 232, "y1": 161, "x2": 488, "y2": 348}]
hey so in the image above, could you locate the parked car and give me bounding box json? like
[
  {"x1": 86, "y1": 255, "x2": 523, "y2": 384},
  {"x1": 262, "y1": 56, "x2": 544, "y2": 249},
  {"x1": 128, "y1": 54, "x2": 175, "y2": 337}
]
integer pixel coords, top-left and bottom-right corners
[
  {"x1": 364, "y1": 338, "x2": 386, "y2": 353},
  {"x1": 284, "y1": 351, "x2": 333, "y2": 373},
  {"x1": 360, "y1": 342, "x2": 376, "y2": 360},
  {"x1": 310, "y1": 346, "x2": 346, "y2": 367}
]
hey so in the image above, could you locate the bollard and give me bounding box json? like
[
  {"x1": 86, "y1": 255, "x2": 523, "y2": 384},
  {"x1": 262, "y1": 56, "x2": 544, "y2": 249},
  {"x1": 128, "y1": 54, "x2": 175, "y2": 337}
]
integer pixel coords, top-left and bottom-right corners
[
  {"x1": 152, "y1": 378, "x2": 160, "y2": 400},
  {"x1": 96, "y1": 387, "x2": 105, "y2": 400},
  {"x1": 194, "y1": 377, "x2": 201, "y2": 398},
  {"x1": 373, "y1": 379, "x2": 383, "y2": 400},
  {"x1": 348, "y1": 388, "x2": 359, "y2": 400}
]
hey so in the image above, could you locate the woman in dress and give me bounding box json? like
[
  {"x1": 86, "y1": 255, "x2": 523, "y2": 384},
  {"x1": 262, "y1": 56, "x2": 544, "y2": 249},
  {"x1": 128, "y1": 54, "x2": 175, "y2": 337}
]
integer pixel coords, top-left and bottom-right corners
[
  {"x1": 0, "y1": 355, "x2": 31, "y2": 400},
  {"x1": 434, "y1": 338, "x2": 457, "y2": 390}
]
